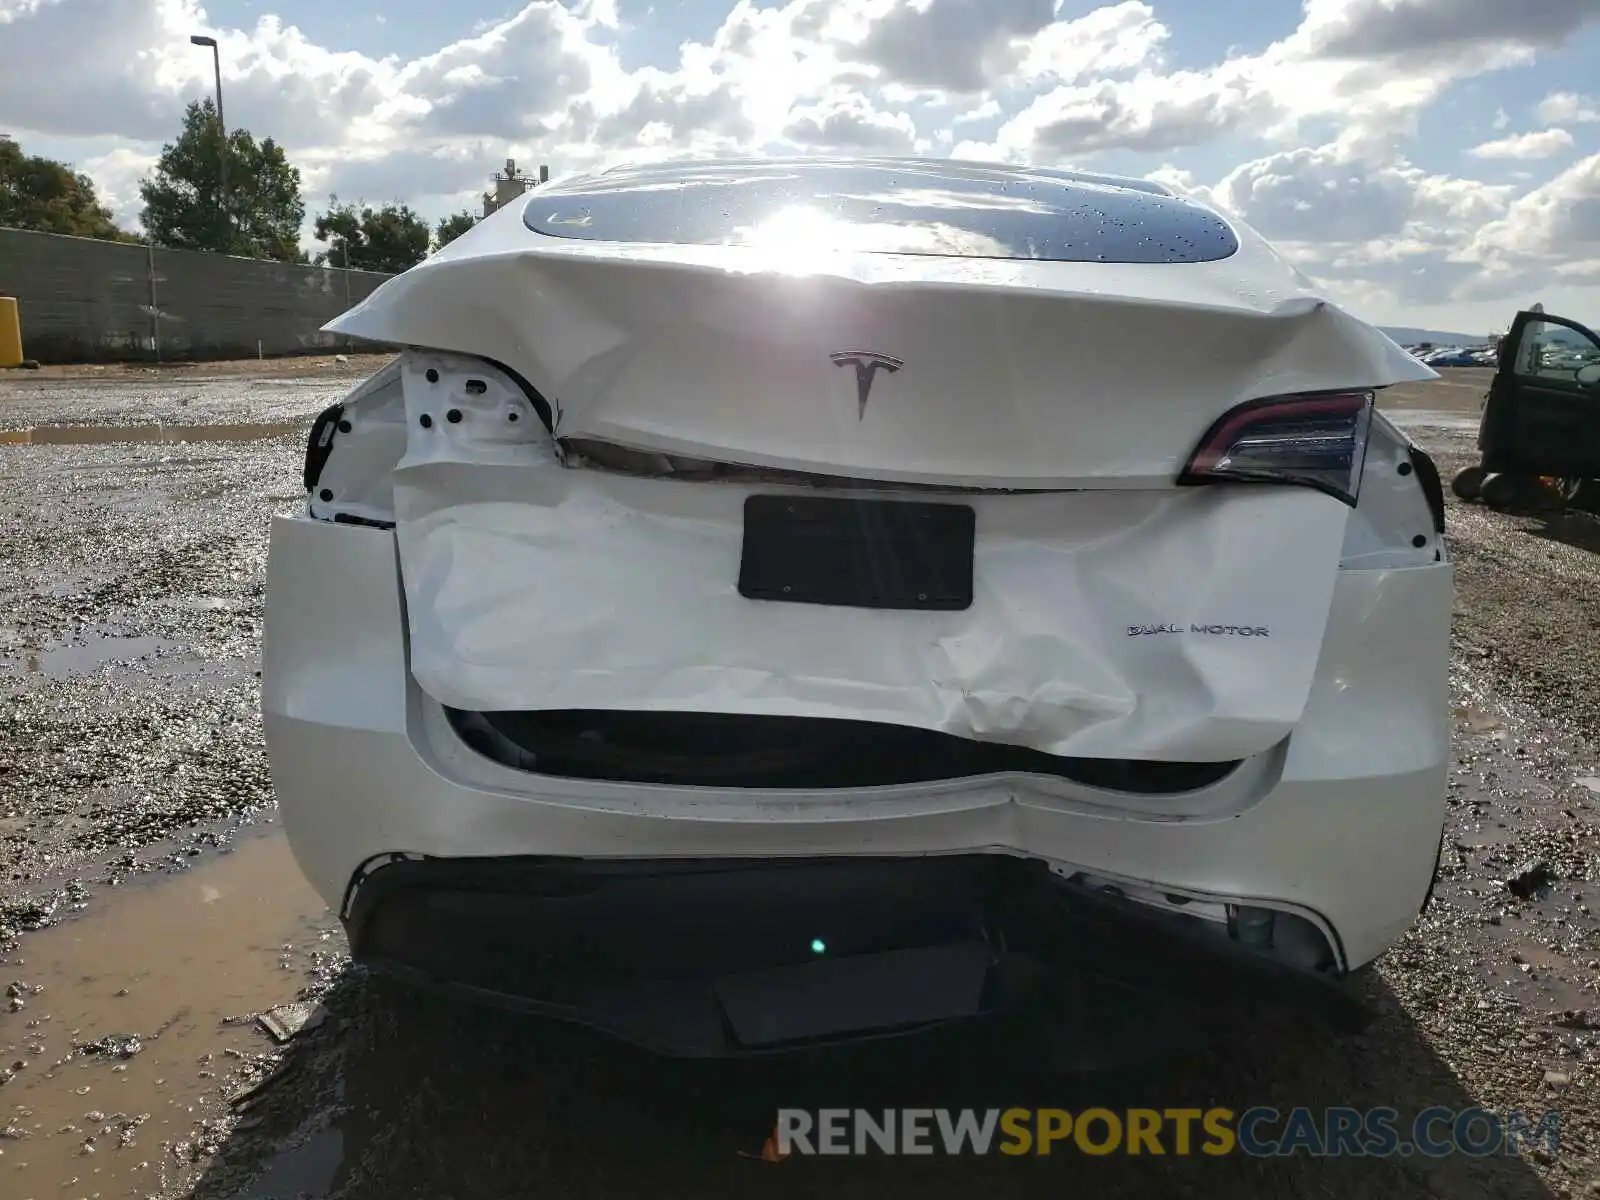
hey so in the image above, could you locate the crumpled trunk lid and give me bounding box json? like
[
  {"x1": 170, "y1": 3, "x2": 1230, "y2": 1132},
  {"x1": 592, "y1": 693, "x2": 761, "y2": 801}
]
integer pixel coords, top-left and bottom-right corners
[
  {"x1": 391, "y1": 371, "x2": 1349, "y2": 762},
  {"x1": 324, "y1": 238, "x2": 1428, "y2": 765},
  {"x1": 325, "y1": 226, "x2": 1432, "y2": 490}
]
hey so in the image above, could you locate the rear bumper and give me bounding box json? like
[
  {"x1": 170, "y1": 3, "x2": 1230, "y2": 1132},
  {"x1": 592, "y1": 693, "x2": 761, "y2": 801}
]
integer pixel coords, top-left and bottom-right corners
[
  {"x1": 347, "y1": 852, "x2": 1374, "y2": 1056},
  {"x1": 263, "y1": 515, "x2": 1451, "y2": 1035}
]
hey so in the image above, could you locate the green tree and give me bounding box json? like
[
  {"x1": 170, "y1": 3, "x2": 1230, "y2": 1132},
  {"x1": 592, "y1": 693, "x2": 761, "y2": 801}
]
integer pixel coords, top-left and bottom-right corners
[
  {"x1": 433, "y1": 209, "x2": 478, "y2": 250},
  {"x1": 313, "y1": 198, "x2": 432, "y2": 274},
  {"x1": 138, "y1": 99, "x2": 306, "y2": 261},
  {"x1": 0, "y1": 137, "x2": 128, "y2": 240}
]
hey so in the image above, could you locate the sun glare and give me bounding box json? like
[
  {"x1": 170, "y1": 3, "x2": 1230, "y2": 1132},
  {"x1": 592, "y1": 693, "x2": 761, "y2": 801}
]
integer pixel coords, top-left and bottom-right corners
[
  {"x1": 733, "y1": 203, "x2": 1013, "y2": 271},
  {"x1": 733, "y1": 205, "x2": 861, "y2": 273}
]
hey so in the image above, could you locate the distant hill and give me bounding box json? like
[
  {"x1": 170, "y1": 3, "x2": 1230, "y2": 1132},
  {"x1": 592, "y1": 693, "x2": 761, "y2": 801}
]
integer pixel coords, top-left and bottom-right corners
[{"x1": 1379, "y1": 326, "x2": 1489, "y2": 346}]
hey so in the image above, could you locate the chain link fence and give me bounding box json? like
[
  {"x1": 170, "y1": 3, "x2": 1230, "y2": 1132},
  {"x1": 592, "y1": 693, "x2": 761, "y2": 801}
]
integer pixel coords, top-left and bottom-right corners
[{"x1": 0, "y1": 227, "x2": 395, "y2": 364}]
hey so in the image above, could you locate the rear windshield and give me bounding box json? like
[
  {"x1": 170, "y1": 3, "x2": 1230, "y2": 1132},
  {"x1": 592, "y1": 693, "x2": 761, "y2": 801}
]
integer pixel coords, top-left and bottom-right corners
[{"x1": 522, "y1": 160, "x2": 1239, "y2": 264}]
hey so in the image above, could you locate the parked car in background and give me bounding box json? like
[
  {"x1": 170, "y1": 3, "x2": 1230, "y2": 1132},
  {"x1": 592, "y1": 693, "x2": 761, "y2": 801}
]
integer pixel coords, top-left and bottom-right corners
[
  {"x1": 1419, "y1": 346, "x2": 1495, "y2": 368},
  {"x1": 264, "y1": 156, "x2": 1452, "y2": 1056}
]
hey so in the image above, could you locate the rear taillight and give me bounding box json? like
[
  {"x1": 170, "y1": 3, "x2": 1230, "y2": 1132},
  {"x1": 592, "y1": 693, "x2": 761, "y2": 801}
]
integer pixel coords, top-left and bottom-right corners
[{"x1": 1178, "y1": 390, "x2": 1375, "y2": 506}]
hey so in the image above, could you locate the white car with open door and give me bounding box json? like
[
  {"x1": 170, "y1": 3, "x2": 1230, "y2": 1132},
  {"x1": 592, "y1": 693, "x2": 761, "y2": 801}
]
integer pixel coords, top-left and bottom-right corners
[{"x1": 263, "y1": 158, "x2": 1452, "y2": 1056}]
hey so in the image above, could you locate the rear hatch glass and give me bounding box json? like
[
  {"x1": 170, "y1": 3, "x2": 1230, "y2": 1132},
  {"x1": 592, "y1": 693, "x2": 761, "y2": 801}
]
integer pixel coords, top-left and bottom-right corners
[{"x1": 523, "y1": 159, "x2": 1240, "y2": 264}]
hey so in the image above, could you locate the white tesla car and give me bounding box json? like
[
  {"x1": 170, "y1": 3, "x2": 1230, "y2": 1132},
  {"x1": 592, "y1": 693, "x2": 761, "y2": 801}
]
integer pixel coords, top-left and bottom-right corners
[{"x1": 263, "y1": 157, "x2": 1450, "y2": 1054}]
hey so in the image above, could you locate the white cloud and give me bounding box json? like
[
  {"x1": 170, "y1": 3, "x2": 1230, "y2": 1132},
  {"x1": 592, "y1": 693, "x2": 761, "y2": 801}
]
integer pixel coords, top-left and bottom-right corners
[
  {"x1": 782, "y1": 91, "x2": 916, "y2": 151},
  {"x1": 1425, "y1": 153, "x2": 1600, "y2": 301},
  {"x1": 1, "y1": 0, "x2": 1598, "y2": 328},
  {"x1": 1142, "y1": 164, "x2": 1205, "y2": 199},
  {"x1": 1537, "y1": 91, "x2": 1600, "y2": 124},
  {"x1": 1212, "y1": 143, "x2": 1420, "y2": 244},
  {"x1": 1205, "y1": 137, "x2": 1529, "y2": 309},
  {"x1": 1411, "y1": 174, "x2": 1519, "y2": 226},
  {"x1": 996, "y1": 66, "x2": 1266, "y2": 157},
  {"x1": 1297, "y1": 0, "x2": 1597, "y2": 59},
  {"x1": 1012, "y1": 1, "x2": 1170, "y2": 84},
  {"x1": 1468, "y1": 129, "x2": 1577, "y2": 160},
  {"x1": 953, "y1": 99, "x2": 1001, "y2": 126},
  {"x1": 0, "y1": 0, "x2": 56, "y2": 21},
  {"x1": 579, "y1": 72, "x2": 755, "y2": 157},
  {"x1": 849, "y1": 0, "x2": 1057, "y2": 94},
  {"x1": 307, "y1": 144, "x2": 506, "y2": 211},
  {"x1": 78, "y1": 147, "x2": 161, "y2": 228},
  {"x1": 1471, "y1": 154, "x2": 1600, "y2": 262},
  {"x1": 395, "y1": 2, "x2": 613, "y2": 140},
  {"x1": 0, "y1": 0, "x2": 202, "y2": 140},
  {"x1": 976, "y1": 0, "x2": 1600, "y2": 165},
  {"x1": 946, "y1": 139, "x2": 1018, "y2": 164},
  {"x1": 5, "y1": 0, "x2": 1591, "y2": 177}
]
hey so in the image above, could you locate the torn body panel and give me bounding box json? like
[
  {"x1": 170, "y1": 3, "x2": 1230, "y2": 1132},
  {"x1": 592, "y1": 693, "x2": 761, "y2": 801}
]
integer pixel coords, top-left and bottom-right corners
[
  {"x1": 265, "y1": 512, "x2": 1449, "y2": 978},
  {"x1": 388, "y1": 343, "x2": 1347, "y2": 761},
  {"x1": 322, "y1": 174, "x2": 1433, "y2": 491},
  {"x1": 395, "y1": 474, "x2": 1347, "y2": 760},
  {"x1": 311, "y1": 352, "x2": 1446, "y2": 564},
  {"x1": 444, "y1": 707, "x2": 1249, "y2": 791},
  {"x1": 1338, "y1": 412, "x2": 1446, "y2": 568},
  {"x1": 306, "y1": 358, "x2": 406, "y2": 527},
  {"x1": 301, "y1": 348, "x2": 1445, "y2": 765}
]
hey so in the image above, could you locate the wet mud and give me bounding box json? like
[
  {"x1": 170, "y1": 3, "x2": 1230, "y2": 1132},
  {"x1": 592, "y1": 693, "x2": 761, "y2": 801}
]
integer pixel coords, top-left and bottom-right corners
[
  {"x1": 1, "y1": 423, "x2": 306, "y2": 447},
  {"x1": 0, "y1": 831, "x2": 338, "y2": 1199}
]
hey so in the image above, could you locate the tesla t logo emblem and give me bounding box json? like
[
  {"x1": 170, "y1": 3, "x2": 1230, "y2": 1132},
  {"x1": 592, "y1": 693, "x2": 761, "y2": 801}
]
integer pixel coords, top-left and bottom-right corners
[{"x1": 830, "y1": 351, "x2": 903, "y2": 419}]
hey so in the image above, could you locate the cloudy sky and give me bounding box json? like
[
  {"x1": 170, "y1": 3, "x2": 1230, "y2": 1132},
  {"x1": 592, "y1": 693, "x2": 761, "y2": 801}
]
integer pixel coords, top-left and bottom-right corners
[{"x1": 3, "y1": 0, "x2": 1598, "y2": 334}]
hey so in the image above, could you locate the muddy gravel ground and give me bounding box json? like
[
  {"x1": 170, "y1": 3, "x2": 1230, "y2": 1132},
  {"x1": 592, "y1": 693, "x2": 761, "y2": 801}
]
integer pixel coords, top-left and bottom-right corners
[
  {"x1": 0, "y1": 364, "x2": 1596, "y2": 1199},
  {"x1": 0, "y1": 355, "x2": 393, "y2": 432}
]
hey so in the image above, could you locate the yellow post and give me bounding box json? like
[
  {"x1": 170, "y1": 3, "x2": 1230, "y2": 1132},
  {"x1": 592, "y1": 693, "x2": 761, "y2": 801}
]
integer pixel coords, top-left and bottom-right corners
[{"x1": 0, "y1": 297, "x2": 22, "y2": 368}]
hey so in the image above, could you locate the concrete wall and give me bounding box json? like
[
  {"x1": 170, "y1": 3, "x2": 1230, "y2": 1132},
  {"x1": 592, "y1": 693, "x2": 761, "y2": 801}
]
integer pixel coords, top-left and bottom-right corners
[{"x1": 0, "y1": 227, "x2": 396, "y2": 364}]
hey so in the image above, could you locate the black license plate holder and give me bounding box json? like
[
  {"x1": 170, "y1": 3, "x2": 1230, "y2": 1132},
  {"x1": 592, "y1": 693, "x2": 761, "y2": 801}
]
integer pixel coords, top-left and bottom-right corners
[{"x1": 738, "y1": 495, "x2": 975, "y2": 611}]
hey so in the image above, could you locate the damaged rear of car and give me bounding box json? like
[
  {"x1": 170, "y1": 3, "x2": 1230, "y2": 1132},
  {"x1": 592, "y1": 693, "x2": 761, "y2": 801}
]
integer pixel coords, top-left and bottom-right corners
[{"x1": 263, "y1": 158, "x2": 1451, "y2": 1055}]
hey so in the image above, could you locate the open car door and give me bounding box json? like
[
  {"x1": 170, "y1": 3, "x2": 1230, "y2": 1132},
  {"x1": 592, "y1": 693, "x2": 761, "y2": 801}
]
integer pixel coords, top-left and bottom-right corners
[{"x1": 1481, "y1": 310, "x2": 1600, "y2": 480}]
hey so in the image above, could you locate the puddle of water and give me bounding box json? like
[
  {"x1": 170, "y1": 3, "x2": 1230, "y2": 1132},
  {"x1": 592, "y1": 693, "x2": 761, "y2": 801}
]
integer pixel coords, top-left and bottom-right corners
[
  {"x1": 12, "y1": 422, "x2": 305, "y2": 447},
  {"x1": 0, "y1": 832, "x2": 337, "y2": 1199},
  {"x1": 1385, "y1": 409, "x2": 1482, "y2": 434},
  {"x1": 1452, "y1": 819, "x2": 1519, "y2": 851},
  {"x1": 1453, "y1": 704, "x2": 1506, "y2": 736},
  {"x1": 0, "y1": 636, "x2": 182, "y2": 679},
  {"x1": 44, "y1": 575, "x2": 102, "y2": 600},
  {"x1": 1488, "y1": 919, "x2": 1600, "y2": 1015},
  {"x1": 0, "y1": 632, "x2": 253, "y2": 691},
  {"x1": 162, "y1": 596, "x2": 234, "y2": 613},
  {"x1": 121, "y1": 657, "x2": 258, "y2": 698}
]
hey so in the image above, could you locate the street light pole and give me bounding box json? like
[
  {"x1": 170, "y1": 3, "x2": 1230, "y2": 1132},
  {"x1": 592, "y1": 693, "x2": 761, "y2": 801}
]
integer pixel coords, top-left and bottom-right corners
[
  {"x1": 342, "y1": 240, "x2": 353, "y2": 348},
  {"x1": 190, "y1": 35, "x2": 227, "y2": 243}
]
